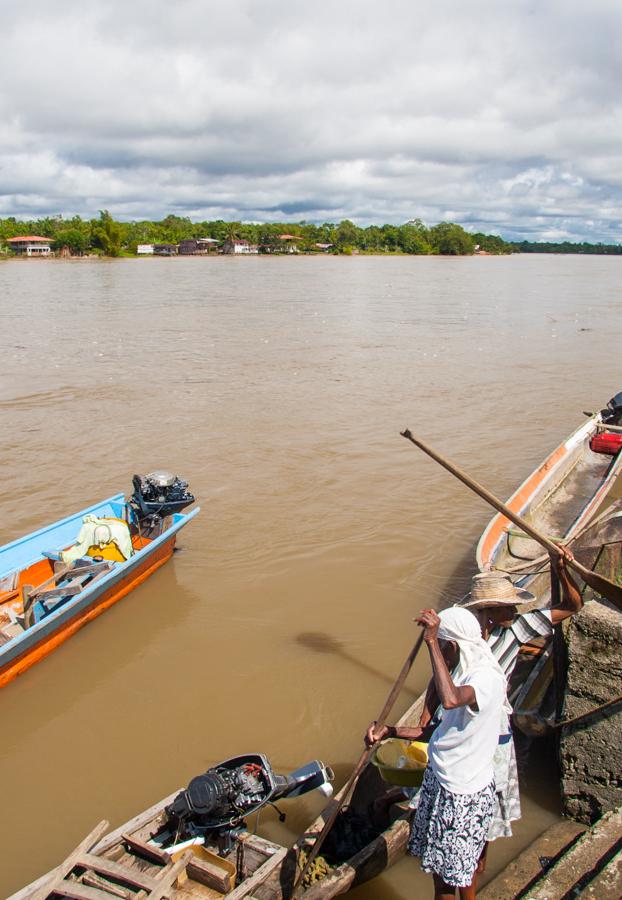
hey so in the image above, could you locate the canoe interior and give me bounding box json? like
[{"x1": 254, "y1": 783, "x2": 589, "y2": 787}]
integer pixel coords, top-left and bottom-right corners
[
  {"x1": 0, "y1": 494, "x2": 198, "y2": 688},
  {"x1": 254, "y1": 697, "x2": 427, "y2": 900},
  {"x1": 479, "y1": 418, "x2": 622, "y2": 575},
  {"x1": 0, "y1": 495, "x2": 127, "y2": 577},
  {"x1": 0, "y1": 498, "x2": 156, "y2": 647},
  {"x1": 12, "y1": 806, "x2": 288, "y2": 900}
]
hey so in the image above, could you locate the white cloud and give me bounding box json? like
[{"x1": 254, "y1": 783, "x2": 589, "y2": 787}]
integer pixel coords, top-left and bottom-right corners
[{"x1": 1, "y1": 0, "x2": 622, "y2": 240}]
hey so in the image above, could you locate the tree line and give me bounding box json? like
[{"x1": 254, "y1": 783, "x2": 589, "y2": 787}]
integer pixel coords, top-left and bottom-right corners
[{"x1": 0, "y1": 211, "x2": 620, "y2": 256}]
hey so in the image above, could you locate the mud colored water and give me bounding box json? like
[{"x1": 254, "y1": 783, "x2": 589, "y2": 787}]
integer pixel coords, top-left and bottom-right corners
[{"x1": 0, "y1": 255, "x2": 620, "y2": 896}]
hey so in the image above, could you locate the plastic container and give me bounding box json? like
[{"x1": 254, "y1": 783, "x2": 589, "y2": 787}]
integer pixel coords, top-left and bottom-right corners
[
  {"x1": 371, "y1": 738, "x2": 428, "y2": 787},
  {"x1": 590, "y1": 433, "x2": 622, "y2": 456}
]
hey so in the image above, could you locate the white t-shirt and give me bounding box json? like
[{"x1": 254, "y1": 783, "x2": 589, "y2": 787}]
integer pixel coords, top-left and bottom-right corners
[{"x1": 428, "y1": 667, "x2": 506, "y2": 795}]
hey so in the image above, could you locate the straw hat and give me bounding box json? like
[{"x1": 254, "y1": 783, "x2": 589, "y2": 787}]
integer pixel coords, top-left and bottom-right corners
[{"x1": 459, "y1": 571, "x2": 535, "y2": 609}]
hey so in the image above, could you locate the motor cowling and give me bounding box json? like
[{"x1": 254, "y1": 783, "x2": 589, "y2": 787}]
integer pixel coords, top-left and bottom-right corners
[
  {"x1": 601, "y1": 392, "x2": 622, "y2": 424},
  {"x1": 164, "y1": 754, "x2": 333, "y2": 836},
  {"x1": 130, "y1": 471, "x2": 195, "y2": 521}
]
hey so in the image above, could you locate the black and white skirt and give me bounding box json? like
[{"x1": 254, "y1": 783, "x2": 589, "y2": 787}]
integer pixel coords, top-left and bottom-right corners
[{"x1": 408, "y1": 767, "x2": 496, "y2": 887}]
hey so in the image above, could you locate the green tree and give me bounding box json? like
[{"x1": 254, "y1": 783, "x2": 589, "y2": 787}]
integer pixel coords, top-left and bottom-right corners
[
  {"x1": 52, "y1": 228, "x2": 90, "y2": 255},
  {"x1": 428, "y1": 222, "x2": 475, "y2": 255},
  {"x1": 398, "y1": 222, "x2": 432, "y2": 254},
  {"x1": 92, "y1": 210, "x2": 122, "y2": 256},
  {"x1": 336, "y1": 219, "x2": 359, "y2": 248},
  {"x1": 471, "y1": 232, "x2": 511, "y2": 254}
]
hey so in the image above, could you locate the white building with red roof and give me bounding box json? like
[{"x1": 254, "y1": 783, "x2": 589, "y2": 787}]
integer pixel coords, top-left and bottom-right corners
[{"x1": 6, "y1": 235, "x2": 52, "y2": 256}]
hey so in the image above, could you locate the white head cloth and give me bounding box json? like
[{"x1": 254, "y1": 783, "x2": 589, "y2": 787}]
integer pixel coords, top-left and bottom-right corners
[{"x1": 437, "y1": 607, "x2": 507, "y2": 686}]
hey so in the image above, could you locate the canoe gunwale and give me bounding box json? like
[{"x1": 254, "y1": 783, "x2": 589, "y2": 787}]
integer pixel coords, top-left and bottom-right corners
[
  {"x1": 476, "y1": 414, "x2": 622, "y2": 571},
  {"x1": 0, "y1": 493, "x2": 126, "y2": 578},
  {"x1": 0, "y1": 506, "x2": 200, "y2": 666}
]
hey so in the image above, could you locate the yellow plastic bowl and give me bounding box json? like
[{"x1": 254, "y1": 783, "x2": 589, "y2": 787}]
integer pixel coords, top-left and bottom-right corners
[{"x1": 371, "y1": 738, "x2": 428, "y2": 787}]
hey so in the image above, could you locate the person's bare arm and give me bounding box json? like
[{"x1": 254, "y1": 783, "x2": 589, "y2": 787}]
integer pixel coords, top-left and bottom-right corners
[
  {"x1": 550, "y1": 547, "x2": 583, "y2": 625},
  {"x1": 418, "y1": 677, "x2": 440, "y2": 727},
  {"x1": 417, "y1": 610, "x2": 476, "y2": 710}
]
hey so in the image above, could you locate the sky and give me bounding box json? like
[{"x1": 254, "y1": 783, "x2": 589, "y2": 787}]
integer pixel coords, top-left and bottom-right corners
[{"x1": 1, "y1": 0, "x2": 621, "y2": 242}]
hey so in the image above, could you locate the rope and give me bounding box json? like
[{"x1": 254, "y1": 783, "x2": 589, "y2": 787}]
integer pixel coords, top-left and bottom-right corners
[{"x1": 553, "y1": 693, "x2": 622, "y2": 729}]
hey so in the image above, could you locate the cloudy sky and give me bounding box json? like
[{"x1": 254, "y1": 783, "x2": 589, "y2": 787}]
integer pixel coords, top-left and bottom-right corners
[{"x1": 1, "y1": 0, "x2": 621, "y2": 241}]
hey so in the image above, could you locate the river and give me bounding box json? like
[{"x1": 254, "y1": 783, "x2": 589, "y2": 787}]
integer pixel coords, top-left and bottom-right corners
[{"x1": 0, "y1": 254, "x2": 620, "y2": 896}]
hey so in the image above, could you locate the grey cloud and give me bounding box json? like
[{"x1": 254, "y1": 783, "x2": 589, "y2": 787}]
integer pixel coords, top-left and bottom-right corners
[{"x1": 1, "y1": 1, "x2": 622, "y2": 241}]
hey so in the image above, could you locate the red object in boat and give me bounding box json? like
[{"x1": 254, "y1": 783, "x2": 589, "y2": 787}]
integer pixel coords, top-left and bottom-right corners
[{"x1": 590, "y1": 432, "x2": 622, "y2": 455}]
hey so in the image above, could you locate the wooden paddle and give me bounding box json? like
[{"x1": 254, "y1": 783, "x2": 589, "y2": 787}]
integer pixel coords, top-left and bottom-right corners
[
  {"x1": 292, "y1": 631, "x2": 426, "y2": 897},
  {"x1": 400, "y1": 429, "x2": 622, "y2": 611}
]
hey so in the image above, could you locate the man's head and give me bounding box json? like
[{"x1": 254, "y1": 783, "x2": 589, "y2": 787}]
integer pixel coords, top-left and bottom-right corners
[
  {"x1": 457, "y1": 571, "x2": 534, "y2": 629},
  {"x1": 474, "y1": 604, "x2": 517, "y2": 630}
]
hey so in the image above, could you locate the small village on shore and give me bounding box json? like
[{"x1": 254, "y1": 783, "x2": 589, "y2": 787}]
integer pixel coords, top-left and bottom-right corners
[{"x1": 3, "y1": 213, "x2": 622, "y2": 260}]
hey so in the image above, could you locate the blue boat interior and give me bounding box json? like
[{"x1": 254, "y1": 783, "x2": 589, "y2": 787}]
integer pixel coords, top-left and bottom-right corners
[{"x1": 0, "y1": 492, "x2": 196, "y2": 646}]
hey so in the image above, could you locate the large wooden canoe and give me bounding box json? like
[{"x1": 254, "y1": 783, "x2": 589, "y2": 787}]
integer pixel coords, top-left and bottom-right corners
[
  {"x1": 0, "y1": 484, "x2": 199, "y2": 689},
  {"x1": 477, "y1": 402, "x2": 622, "y2": 576},
  {"x1": 7, "y1": 690, "x2": 425, "y2": 900}
]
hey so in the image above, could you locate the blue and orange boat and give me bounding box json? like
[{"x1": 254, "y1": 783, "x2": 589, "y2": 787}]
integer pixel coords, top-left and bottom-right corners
[{"x1": 0, "y1": 471, "x2": 199, "y2": 689}]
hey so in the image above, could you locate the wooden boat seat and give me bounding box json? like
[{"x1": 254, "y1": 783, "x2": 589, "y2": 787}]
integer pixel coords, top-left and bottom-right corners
[
  {"x1": 34, "y1": 820, "x2": 194, "y2": 899},
  {"x1": 0, "y1": 621, "x2": 24, "y2": 645},
  {"x1": 22, "y1": 561, "x2": 115, "y2": 625}
]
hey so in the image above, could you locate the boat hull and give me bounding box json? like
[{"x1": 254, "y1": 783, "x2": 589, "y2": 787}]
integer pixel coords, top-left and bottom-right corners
[
  {"x1": 0, "y1": 535, "x2": 175, "y2": 689},
  {"x1": 0, "y1": 495, "x2": 199, "y2": 689}
]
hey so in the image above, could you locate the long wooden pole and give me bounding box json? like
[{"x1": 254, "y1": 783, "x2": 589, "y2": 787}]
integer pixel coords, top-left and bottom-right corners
[
  {"x1": 400, "y1": 429, "x2": 622, "y2": 611},
  {"x1": 292, "y1": 632, "x2": 426, "y2": 897}
]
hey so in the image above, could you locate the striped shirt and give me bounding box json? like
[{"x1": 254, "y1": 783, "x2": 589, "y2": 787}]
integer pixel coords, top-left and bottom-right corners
[{"x1": 487, "y1": 609, "x2": 553, "y2": 679}]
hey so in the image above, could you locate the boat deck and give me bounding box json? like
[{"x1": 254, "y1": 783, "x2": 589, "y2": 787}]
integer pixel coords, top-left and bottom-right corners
[{"x1": 493, "y1": 449, "x2": 614, "y2": 572}]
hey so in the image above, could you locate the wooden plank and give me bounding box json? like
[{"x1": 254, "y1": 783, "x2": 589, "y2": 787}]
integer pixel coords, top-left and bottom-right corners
[
  {"x1": 148, "y1": 852, "x2": 194, "y2": 899},
  {"x1": 241, "y1": 835, "x2": 284, "y2": 857},
  {"x1": 28, "y1": 562, "x2": 112, "y2": 600},
  {"x1": 79, "y1": 872, "x2": 134, "y2": 899},
  {"x1": 43, "y1": 883, "x2": 114, "y2": 900},
  {"x1": 9, "y1": 796, "x2": 179, "y2": 900},
  {"x1": 77, "y1": 853, "x2": 159, "y2": 890},
  {"x1": 94, "y1": 792, "x2": 178, "y2": 853},
  {"x1": 226, "y1": 847, "x2": 287, "y2": 900},
  {"x1": 38, "y1": 584, "x2": 83, "y2": 602},
  {"x1": 27, "y1": 566, "x2": 73, "y2": 598},
  {"x1": 79, "y1": 873, "x2": 134, "y2": 900},
  {"x1": 22, "y1": 585, "x2": 35, "y2": 629},
  {"x1": 30, "y1": 821, "x2": 110, "y2": 900},
  {"x1": 186, "y1": 856, "x2": 233, "y2": 893},
  {"x1": 121, "y1": 833, "x2": 169, "y2": 865}
]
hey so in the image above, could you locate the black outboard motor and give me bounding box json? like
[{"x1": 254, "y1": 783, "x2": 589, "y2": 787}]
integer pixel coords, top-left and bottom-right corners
[
  {"x1": 601, "y1": 392, "x2": 622, "y2": 424},
  {"x1": 160, "y1": 754, "x2": 333, "y2": 853},
  {"x1": 129, "y1": 471, "x2": 195, "y2": 532}
]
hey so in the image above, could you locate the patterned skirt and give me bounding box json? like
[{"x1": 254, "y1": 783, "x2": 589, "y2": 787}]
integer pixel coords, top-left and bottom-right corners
[{"x1": 408, "y1": 767, "x2": 496, "y2": 888}]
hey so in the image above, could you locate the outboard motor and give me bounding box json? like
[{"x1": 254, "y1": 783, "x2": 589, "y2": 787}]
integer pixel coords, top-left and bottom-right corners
[
  {"x1": 129, "y1": 471, "x2": 195, "y2": 533},
  {"x1": 602, "y1": 392, "x2": 622, "y2": 424},
  {"x1": 159, "y1": 754, "x2": 333, "y2": 853}
]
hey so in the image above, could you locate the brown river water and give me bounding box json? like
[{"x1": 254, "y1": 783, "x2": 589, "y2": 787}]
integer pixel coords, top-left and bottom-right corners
[{"x1": 0, "y1": 254, "x2": 620, "y2": 896}]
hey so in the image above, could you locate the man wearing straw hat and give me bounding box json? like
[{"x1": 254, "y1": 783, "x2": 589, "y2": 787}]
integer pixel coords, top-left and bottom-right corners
[
  {"x1": 452, "y1": 548, "x2": 582, "y2": 846},
  {"x1": 367, "y1": 550, "x2": 583, "y2": 869},
  {"x1": 459, "y1": 549, "x2": 582, "y2": 681}
]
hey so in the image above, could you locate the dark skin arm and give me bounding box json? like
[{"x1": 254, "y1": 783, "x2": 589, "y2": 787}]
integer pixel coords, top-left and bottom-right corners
[
  {"x1": 418, "y1": 677, "x2": 440, "y2": 728},
  {"x1": 550, "y1": 547, "x2": 583, "y2": 625},
  {"x1": 418, "y1": 610, "x2": 477, "y2": 711},
  {"x1": 365, "y1": 609, "x2": 475, "y2": 748}
]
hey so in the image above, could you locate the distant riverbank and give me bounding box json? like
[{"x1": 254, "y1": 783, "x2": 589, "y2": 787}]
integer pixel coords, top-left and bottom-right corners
[{"x1": 3, "y1": 212, "x2": 622, "y2": 260}]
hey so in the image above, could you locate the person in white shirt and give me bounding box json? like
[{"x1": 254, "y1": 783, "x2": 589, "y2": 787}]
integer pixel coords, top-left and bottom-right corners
[
  {"x1": 366, "y1": 606, "x2": 507, "y2": 899},
  {"x1": 456, "y1": 548, "x2": 582, "y2": 846}
]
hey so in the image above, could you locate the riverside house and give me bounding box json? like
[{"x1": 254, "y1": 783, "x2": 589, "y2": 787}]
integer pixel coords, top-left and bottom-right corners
[
  {"x1": 7, "y1": 235, "x2": 52, "y2": 256},
  {"x1": 278, "y1": 233, "x2": 302, "y2": 253},
  {"x1": 222, "y1": 238, "x2": 259, "y2": 254}
]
